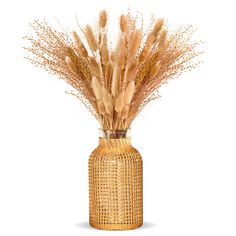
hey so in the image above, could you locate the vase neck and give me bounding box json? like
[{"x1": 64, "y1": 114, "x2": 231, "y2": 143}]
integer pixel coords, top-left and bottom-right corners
[
  {"x1": 99, "y1": 129, "x2": 131, "y2": 147},
  {"x1": 99, "y1": 138, "x2": 131, "y2": 147},
  {"x1": 99, "y1": 129, "x2": 130, "y2": 139}
]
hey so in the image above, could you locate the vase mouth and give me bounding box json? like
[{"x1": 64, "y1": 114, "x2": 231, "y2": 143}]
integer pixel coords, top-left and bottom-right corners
[{"x1": 99, "y1": 128, "x2": 131, "y2": 139}]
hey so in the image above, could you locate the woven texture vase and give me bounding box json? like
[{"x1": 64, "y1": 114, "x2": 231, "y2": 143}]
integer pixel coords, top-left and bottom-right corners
[{"x1": 88, "y1": 129, "x2": 143, "y2": 230}]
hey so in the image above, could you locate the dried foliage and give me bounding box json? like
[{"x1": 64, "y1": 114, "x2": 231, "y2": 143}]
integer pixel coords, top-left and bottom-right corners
[{"x1": 24, "y1": 11, "x2": 202, "y2": 130}]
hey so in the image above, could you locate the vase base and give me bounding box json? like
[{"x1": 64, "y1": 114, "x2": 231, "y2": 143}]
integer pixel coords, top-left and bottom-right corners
[{"x1": 89, "y1": 221, "x2": 143, "y2": 230}]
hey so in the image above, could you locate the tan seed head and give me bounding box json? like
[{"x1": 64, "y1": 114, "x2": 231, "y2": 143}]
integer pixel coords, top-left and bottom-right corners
[
  {"x1": 124, "y1": 81, "x2": 135, "y2": 105},
  {"x1": 115, "y1": 91, "x2": 124, "y2": 113},
  {"x1": 65, "y1": 56, "x2": 77, "y2": 73},
  {"x1": 120, "y1": 14, "x2": 128, "y2": 33},
  {"x1": 99, "y1": 10, "x2": 107, "y2": 29},
  {"x1": 71, "y1": 31, "x2": 88, "y2": 58},
  {"x1": 84, "y1": 25, "x2": 98, "y2": 52},
  {"x1": 91, "y1": 76, "x2": 103, "y2": 100}
]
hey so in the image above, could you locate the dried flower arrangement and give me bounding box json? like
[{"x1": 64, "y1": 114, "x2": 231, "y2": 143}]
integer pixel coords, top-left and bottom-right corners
[
  {"x1": 23, "y1": 10, "x2": 201, "y2": 130},
  {"x1": 23, "y1": 10, "x2": 202, "y2": 230}
]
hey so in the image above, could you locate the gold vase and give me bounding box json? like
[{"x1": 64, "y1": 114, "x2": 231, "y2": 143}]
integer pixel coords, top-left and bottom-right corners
[{"x1": 88, "y1": 129, "x2": 143, "y2": 230}]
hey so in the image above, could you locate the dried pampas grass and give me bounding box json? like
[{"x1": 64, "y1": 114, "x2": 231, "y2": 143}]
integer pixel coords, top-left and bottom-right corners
[
  {"x1": 100, "y1": 33, "x2": 109, "y2": 65},
  {"x1": 127, "y1": 30, "x2": 142, "y2": 60},
  {"x1": 99, "y1": 10, "x2": 107, "y2": 29},
  {"x1": 71, "y1": 31, "x2": 88, "y2": 58},
  {"x1": 24, "y1": 10, "x2": 202, "y2": 130},
  {"x1": 150, "y1": 62, "x2": 161, "y2": 79},
  {"x1": 111, "y1": 65, "x2": 120, "y2": 97},
  {"x1": 120, "y1": 14, "x2": 128, "y2": 33},
  {"x1": 153, "y1": 19, "x2": 164, "y2": 37},
  {"x1": 91, "y1": 76, "x2": 103, "y2": 100},
  {"x1": 124, "y1": 81, "x2": 135, "y2": 105},
  {"x1": 117, "y1": 36, "x2": 127, "y2": 70},
  {"x1": 115, "y1": 92, "x2": 124, "y2": 114},
  {"x1": 89, "y1": 57, "x2": 102, "y2": 79},
  {"x1": 102, "y1": 87, "x2": 113, "y2": 115},
  {"x1": 84, "y1": 25, "x2": 98, "y2": 52},
  {"x1": 65, "y1": 56, "x2": 77, "y2": 73}
]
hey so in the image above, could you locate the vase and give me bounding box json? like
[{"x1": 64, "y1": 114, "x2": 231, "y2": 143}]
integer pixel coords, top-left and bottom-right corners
[{"x1": 88, "y1": 129, "x2": 143, "y2": 230}]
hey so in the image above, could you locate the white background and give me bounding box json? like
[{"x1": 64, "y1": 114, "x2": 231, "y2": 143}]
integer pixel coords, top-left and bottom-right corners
[{"x1": 0, "y1": 0, "x2": 236, "y2": 235}]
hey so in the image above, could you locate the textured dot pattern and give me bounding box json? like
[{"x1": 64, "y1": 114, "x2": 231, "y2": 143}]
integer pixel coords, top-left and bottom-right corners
[{"x1": 89, "y1": 138, "x2": 143, "y2": 230}]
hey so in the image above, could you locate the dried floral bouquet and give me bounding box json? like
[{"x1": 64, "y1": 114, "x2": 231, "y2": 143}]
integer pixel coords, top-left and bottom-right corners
[{"x1": 24, "y1": 10, "x2": 201, "y2": 130}]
